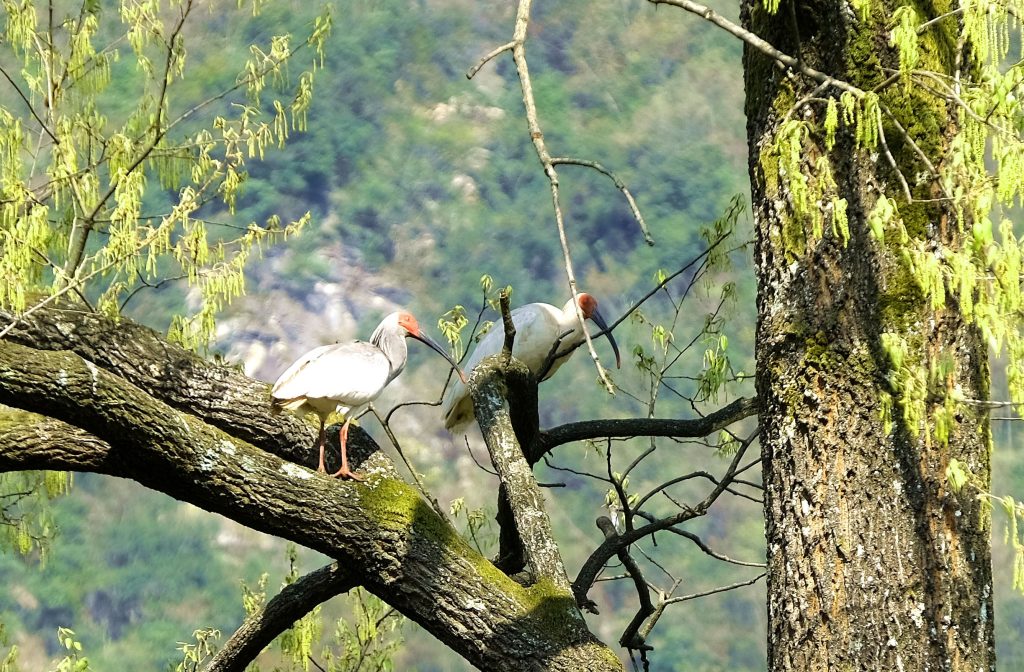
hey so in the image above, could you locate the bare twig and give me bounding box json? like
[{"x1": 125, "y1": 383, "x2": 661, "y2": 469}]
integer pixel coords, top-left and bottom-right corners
[
  {"x1": 663, "y1": 573, "x2": 767, "y2": 605},
  {"x1": 499, "y1": 289, "x2": 516, "y2": 365},
  {"x1": 650, "y1": 0, "x2": 862, "y2": 96},
  {"x1": 875, "y1": 105, "x2": 914, "y2": 203},
  {"x1": 551, "y1": 157, "x2": 653, "y2": 245},
  {"x1": 472, "y1": 0, "x2": 648, "y2": 394},
  {"x1": 466, "y1": 41, "x2": 516, "y2": 79},
  {"x1": 0, "y1": 63, "x2": 59, "y2": 145},
  {"x1": 572, "y1": 433, "x2": 755, "y2": 604},
  {"x1": 592, "y1": 517, "x2": 654, "y2": 651}
]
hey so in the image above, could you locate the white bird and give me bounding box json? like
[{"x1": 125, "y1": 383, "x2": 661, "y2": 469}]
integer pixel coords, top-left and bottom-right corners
[
  {"x1": 272, "y1": 311, "x2": 464, "y2": 480},
  {"x1": 441, "y1": 292, "x2": 621, "y2": 433}
]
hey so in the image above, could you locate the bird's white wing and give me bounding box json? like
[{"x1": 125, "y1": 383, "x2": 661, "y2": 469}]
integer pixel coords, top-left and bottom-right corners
[
  {"x1": 271, "y1": 341, "x2": 391, "y2": 406},
  {"x1": 463, "y1": 303, "x2": 560, "y2": 376},
  {"x1": 442, "y1": 303, "x2": 560, "y2": 432},
  {"x1": 271, "y1": 344, "x2": 339, "y2": 399}
]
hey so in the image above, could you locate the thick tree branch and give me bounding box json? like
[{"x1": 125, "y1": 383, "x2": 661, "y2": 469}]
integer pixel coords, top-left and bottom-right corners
[
  {"x1": 0, "y1": 409, "x2": 113, "y2": 471},
  {"x1": 469, "y1": 355, "x2": 572, "y2": 593},
  {"x1": 0, "y1": 302, "x2": 314, "y2": 459},
  {"x1": 206, "y1": 563, "x2": 358, "y2": 672},
  {"x1": 0, "y1": 321, "x2": 620, "y2": 671}
]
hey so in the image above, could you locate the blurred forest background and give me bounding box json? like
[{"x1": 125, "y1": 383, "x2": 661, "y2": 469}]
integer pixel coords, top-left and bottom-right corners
[{"x1": 1, "y1": 0, "x2": 1021, "y2": 669}]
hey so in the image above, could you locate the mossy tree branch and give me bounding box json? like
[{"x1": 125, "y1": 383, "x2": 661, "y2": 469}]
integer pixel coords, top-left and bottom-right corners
[
  {"x1": 0, "y1": 309, "x2": 621, "y2": 672},
  {"x1": 469, "y1": 352, "x2": 572, "y2": 593},
  {"x1": 0, "y1": 303, "x2": 314, "y2": 458},
  {"x1": 1, "y1": 303, "x2": 763, "y2": 669}
]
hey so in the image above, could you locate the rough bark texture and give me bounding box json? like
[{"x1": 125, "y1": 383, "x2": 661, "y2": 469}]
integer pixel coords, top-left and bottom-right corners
[
  {"x1": 470, "y1": 355, "x2": 571, "y2": 591},
  {"x1": 742, "y1": 2, "x2": 995, "y2": 670},
  {"x1": 0, "y1": 305, "x2": 622, "y2": 672}
]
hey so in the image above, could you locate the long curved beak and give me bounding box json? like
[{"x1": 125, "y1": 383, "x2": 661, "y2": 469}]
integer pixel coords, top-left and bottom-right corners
[
  {"x1": 412, "y1": 332, "x2": 468, "y2": 384},
  {"x1": 590, "y1": 308, "x2": 621, "y2": 369}
]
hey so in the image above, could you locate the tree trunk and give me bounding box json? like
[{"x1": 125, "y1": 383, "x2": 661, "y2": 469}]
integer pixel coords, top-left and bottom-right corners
[{"x1": 742, "y1": 1, "x2": 995, "y2": 670}]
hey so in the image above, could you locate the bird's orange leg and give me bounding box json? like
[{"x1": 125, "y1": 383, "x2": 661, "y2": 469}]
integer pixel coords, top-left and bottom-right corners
[
  {"x1": 331, "y1": 418, "x2": 363, "y2": 481},
  {"x1": 315, "y1": 419, "x2": 327, "y2": 473}
]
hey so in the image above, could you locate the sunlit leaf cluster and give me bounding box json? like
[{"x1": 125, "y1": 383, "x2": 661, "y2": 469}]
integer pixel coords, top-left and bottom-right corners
[
  {"x1": 0, "y1": 470, "x2": 70, "y2": 559},
  {"x1": 278, "y1": 546, "x2": 324, "y2": 671},
  {"x1": 0, "y1": 0, "x2": 330, "y2": 347},
  {"x1": 174, "y1": 627, "x2": 220, "y2": 672}
]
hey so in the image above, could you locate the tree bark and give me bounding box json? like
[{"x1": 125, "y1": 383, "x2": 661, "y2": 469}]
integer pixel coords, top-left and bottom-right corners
[
  {"x1": 470, "y1": 355, "x2": 570, "y2": 589},
  {"x1": 742, "y1": 2, "x2": 995, "y2": 670},
  {"x1": 0, "y1": 306, "x2": 622, "y2": 672}
]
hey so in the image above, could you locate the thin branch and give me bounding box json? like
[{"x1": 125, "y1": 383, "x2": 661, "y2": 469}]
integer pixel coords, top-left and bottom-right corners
[
  {"x1": 536, "y1": 327, "x2": 574, "y2": 382},
  {"x1": 534, "y1": 396, "x2": 758, "y2": 460},
  {"x1": 635, "y1": 579, "x2": 682, "y2": 648},
  {"x1": 608, "y1": 440, "x2": 637, "y2": 534},
  {"x1": 650, "y1": 0, "x2": 862, "y2": 96},
  {"x1": 663, "y1": 573, "x2": 767, "y2": 605},
  {"x1": 875, "y1": 104, "x2": 914, "y2": 203},
  {"x1": 634, "y1": 518, "x2": 765, "y2": 568},
  {"x1": 466, "y1": 436, "x2": 500, "y2": 476},
  {"x1": 653, "y1": 0, "x2": 959, "y2": 203},
  {"x1": 466, "y1": 41, "x2": 516, "y2": 79},
  {"x1": 878, "y1": 102, "x2": 951, "y2": 201},
  {"x1": 487, "y1": 0, "x2": 627, "y2": 394},
  {"x1": 62, "y1": 0, "x2": 195, "y2": 283},
  {"x1": 0, "y1": 63, "x2": 59, "y2": 145},
  {"x1": 572, "y1": 434, "x2": 755, "y2": 605},
  {"x1": 592, "y1": 517, "x2": 653, "y2": 650},
  {"x1": 205, "y1": 563, "x2": 357, "y2": 672},
  {"x1": 550, "y1": 157, "x2": 653, "y2": 245}
]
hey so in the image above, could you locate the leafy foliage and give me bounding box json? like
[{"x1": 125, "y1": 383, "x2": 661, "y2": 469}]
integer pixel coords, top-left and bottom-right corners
[
  {"x1": 0, "y1": 470, "x2": 71, "y2": 558},
  {"x1": 0, "y1": 0, "x2": 328, "y2": 348},
  {"x1": 320, "y1": 590, "x2": 403, "y2": 672}
]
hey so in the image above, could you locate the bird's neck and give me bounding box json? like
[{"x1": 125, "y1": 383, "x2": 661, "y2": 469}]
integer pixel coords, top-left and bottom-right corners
[
  {"x1": 373, "y1": 333, "x2": 408, "y2": 382},
  {"x1": 558, "y1": 302, "x2": 588, "y2": 343}
]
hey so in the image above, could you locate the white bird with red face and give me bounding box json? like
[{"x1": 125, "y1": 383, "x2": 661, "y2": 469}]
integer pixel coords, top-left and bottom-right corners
[
  {"x1": 272, "y1": 311, "x2": 464, "y2": 480},
  {"x1": 442, "y1": 292, "x2": 621, "y2": 434}
]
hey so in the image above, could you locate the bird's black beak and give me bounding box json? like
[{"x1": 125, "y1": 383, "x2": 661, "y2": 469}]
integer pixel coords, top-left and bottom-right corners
[
  {"x1": 413, "y1": 332, "x2": 468, "y2": 384},
  {"x1": 590, "y1": 308, "x2": 621, "y2": 369}
]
